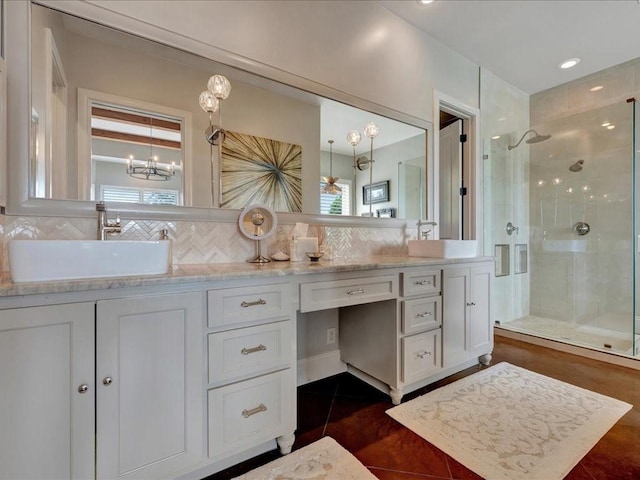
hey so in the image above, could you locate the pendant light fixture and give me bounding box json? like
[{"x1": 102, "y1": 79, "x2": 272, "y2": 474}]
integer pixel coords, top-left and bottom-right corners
[
  {"x1": 321, "y1": 140, "x2": 342, "y2": 194},
  {"x1": 126, "y1": 116, "x2": 176, "y2": 181}
]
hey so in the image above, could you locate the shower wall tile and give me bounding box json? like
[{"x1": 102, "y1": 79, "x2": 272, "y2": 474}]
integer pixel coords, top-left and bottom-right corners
[
  {"x1": 531, "y1": 57, "x2": 640, "y2": 125},
  {"x1": 0, "y1": 213, "x2": 413, "y2": 272}
]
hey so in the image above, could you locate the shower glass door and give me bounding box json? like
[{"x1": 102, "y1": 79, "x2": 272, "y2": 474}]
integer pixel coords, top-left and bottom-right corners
[
  {"x1": 488, "y1": 100, "x2": 638, "y2": 357},
  {"x1": 634, "y1": 99, "x2": 639, "y2": 357}
]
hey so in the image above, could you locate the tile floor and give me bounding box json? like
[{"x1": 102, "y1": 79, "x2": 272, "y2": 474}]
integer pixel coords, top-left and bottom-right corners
[{"x1": 205, "y1": 335, "x2": 640, "y2": 479}]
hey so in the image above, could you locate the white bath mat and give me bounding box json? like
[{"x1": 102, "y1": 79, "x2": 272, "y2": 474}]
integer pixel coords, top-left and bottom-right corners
[
  {"x1": 386, "y1": 362, "x2": 631, "y2": 480},
  {"x1": 232, "y1": 436, "x2": 376, "y2": 479}
]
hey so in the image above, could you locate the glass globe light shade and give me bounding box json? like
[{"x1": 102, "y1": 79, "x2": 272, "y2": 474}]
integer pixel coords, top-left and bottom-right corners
[
  {"x1": 207, "y1": 74, "x2": 232, "y2": 99},
  {"x1": 199, "y1": 90, "x2": 219, "y2": 113},
  {"x1": 347, "y1": 130, "x2": 361, "y2": 146},
  {"x1": 364, "y1": 122, "x2": 380, "y2": 139}
]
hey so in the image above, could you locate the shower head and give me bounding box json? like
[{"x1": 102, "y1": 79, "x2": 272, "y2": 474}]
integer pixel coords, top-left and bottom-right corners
[
  {"x1": 507, "y1": 129, "x2": 552, "y2": 150},
  {"x1": 526, "y1": 133, "x2": 552, "y2": 144},
  {"x1": 569, "y1": 159, "x2": 584, "y2": 172}
]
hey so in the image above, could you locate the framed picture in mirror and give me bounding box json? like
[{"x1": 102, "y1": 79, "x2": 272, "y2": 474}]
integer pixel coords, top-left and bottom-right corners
[
  {"x1": 376, "y1": 207, "x2": 396, "y2": 218},
  {"x1": 363, "y1": 180, "x2": 390, "y2": 205}
]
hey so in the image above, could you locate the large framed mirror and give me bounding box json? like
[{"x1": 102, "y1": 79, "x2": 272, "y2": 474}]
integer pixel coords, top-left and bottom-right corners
[{"x1": 6, "y1": 1, "x2": 433, "y2": 224}]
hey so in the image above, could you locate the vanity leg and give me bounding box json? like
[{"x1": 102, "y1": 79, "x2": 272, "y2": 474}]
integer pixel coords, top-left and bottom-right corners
[
  {"x1": 479, "y1": 353, "x2": 493, "y2": 366},
  {"x1": 276, "y1": 433, "x2": 295, "y2": 455},
  {"x1": 390, "y1": 387, "x2": 403, "y2": 405}
]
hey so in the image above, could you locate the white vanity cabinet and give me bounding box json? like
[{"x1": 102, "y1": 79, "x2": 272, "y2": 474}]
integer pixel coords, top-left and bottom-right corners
[
  {"x1": 206, "y1": 283, "x2": 296, "y2": 461},
  {"x1": 443, "y1": 263, "x2": 493, "y2": 368},
  {"x1": 0, "y1": 303, "x2": 95, "y2": 480},
  {"x1": 96, "y1": 292, "x2": 204, "y2": 480},
  {"x1": 338, "y1": 267, "x2": 444, "y2": 405},
  {"x1": 335, "y1": 262, "x2": 492, "y2": 405}
]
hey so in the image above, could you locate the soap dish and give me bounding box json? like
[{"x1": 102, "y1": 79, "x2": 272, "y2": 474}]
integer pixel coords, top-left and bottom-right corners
[
  {"x1": 305, "y1": 251, "x2": 324, "y2": 262},
  {"x1": 271, "y1": 251, "x2": 290, "y2": 261}
]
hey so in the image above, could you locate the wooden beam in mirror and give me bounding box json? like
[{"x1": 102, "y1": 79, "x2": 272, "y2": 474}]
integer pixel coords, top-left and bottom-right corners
[{"x1": 16, "y1": 1, "x2": 430, "y2": 222}]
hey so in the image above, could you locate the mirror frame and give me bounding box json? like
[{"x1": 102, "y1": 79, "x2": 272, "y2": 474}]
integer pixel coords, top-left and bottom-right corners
[{"x1": 6, "y1": 0, "x2": 434, "y2": 227}]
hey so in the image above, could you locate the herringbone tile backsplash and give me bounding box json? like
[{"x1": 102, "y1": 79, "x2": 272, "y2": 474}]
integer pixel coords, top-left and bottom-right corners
[{"x1": 0, "y1": 214, "x2": 411, "y2": 271}]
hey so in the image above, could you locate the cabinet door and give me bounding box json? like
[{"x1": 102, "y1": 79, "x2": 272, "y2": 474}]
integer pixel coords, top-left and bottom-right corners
[
  {"x1": 469, "y1": 264, "x2": 492, "y2": 355},
  {"x1": 443, "y1": 264, "x2": 493, "y2": 369},
  {"x1": 96, "y1": 292, "x2": 203, "y2": 480},
  {"x1": 0, "y1": 303, "x2": 94, "y2": 480},
  {"x1": 442, "y1": 266, "x2": 469, "y2": 367}
]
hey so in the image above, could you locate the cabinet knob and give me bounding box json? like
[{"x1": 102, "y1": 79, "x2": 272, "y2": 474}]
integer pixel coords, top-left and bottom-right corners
[
  {"x1": 77, "y1": 384, "x2": 89, "y2": 394},
  {"x1": 103, "y1": 377, "x2": 113, "y2": 386}
]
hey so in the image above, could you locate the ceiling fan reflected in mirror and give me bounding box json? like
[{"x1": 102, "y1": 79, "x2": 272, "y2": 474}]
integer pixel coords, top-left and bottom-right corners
[{"x1": 321, "y1": 140, "x2": 342, "y2": 195}]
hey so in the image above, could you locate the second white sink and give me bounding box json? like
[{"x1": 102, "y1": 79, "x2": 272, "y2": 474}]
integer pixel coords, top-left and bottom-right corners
[
  {"x1": 408, "y1": 239, "x2": 478, "y2": 258},
  {"x1": 9, "y1": 240, "x2": 171, "y2": 283}
]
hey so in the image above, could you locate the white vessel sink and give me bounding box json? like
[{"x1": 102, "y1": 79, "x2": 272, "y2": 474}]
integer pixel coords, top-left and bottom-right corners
[
  {"x1": 408, "y1": 239, "x2": 478, "y2": 258},
  {"x1": 9, "y1": 240, "x2": 171, "y2": 283}
]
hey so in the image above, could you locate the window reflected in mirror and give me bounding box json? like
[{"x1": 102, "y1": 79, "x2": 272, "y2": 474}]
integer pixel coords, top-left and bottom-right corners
[{"x1": 90, "y1": 103, "x2": 184, "y2": 205}]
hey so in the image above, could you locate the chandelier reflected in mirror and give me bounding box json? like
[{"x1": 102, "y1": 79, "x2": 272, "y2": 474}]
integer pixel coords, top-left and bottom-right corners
[{"x1": 126, "y1": 117, "x2": 176, "y2": 181}]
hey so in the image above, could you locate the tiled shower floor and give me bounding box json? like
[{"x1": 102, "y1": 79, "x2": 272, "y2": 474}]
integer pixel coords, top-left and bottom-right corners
[{"x1": 500, "y1": 315, "x2": 639, "y2": 356}]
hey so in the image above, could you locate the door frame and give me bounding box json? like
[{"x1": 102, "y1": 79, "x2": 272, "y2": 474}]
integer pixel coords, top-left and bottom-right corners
[{"x1": 433, "y1": 90, "x2": 481, "y2": 248}]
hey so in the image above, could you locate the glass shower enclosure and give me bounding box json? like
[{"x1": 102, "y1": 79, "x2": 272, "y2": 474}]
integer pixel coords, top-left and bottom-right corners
[{"x1": 484, "y1": 99, "x2": 639, "y2": 358}]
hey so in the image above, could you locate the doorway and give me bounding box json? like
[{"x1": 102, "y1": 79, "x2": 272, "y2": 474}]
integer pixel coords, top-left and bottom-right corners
[{"x1": 434, "y1": 91, "x2": 479, "y2": 243}]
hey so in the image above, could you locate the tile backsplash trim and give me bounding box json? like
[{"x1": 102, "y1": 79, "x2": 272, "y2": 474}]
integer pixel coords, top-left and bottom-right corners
[{"x1": 0, "y1": 214, "x2": 413, "y2": 272}]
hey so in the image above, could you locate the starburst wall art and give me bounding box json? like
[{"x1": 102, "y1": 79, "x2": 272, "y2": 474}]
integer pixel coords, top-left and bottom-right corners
[{"x1": 221, "y1": 131, "x2": 302, "y2": 212}]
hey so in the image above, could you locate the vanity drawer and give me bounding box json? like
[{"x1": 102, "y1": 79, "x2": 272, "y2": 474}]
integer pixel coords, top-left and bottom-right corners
[
  {"x1": 402, "y1": 296, "x2": 441, "y2": 334},
  {"x1": 208, "y1": 369, "x2": 293, "y2": 458},
  {"x1": 208, "y1": 283, "x2": 290, "y2": 328},
  {"x1": 401, "y1": 329, "x2": 442, "y2": 384},
  {"x1": 401, "y1": 269, "x2": 441, "y2": 297},
  {"x1": 299, "y1": 275, "x2": 397, "y2": 313},
  {"x1": 208, "y1": 321, "x2": 291, "y2": 384}
]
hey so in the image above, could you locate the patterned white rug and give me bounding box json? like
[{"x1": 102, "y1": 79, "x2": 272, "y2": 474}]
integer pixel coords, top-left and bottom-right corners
[
  {"x1": 232, "y1": 436, "x2": 376, "y2": 479},
  {"x1": 387, "y1": 362, "x2": 632, "y2": 480}
]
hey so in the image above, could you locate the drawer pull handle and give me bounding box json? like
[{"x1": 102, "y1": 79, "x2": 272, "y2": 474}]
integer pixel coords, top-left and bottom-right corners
[
  {"x1": 416, "y1": 351, "x2": 432, "y2": 359},
  {"x1": 241, "y1": 299, "x2": 267, "y2": 308},
  {"x1": 241, "y1": 344, "x2": 267, "y2": 355},
  {"x1": 466, "y1": 302, "x2": 476, "y2": 307},
  {"x1": 416, "y1": 312, "x2": 432, "y2": 318},
  {"x1": 415, "y1": 280, "x2": 432, "y2": 286},
  {"x1": 242, "y1": 403, "x2": 267, "y2": 418},
  {"x1": 347, "y1": 288, "x2": 366, "y2": 296}
]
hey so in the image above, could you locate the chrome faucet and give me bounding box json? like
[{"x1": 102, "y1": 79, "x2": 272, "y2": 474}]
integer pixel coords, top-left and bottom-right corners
[
  {"x1": 96, "y1": 202, "x2": 122, "y2": 240},
  {"x1": 416, "y1": 220, "x2": 437, "y2": 239}
]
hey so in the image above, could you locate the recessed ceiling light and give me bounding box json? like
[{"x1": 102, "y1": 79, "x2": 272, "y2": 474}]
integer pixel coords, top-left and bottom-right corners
[
  {"x1": 417, "y1": 0, "x2": 435, "y2": 4},
  {"x1": 559, "y1": 58, "x2": 581, "y2": 69},
  {"x1": 601, "y1": 122, "x2": 610, "y2": 127},
  {"x1": 491, "y1": 135, "x2": 500, "y2": 140},
  {"x1": 590, "y1": 85, "x2": 603, "y2": 92},
  {"x1": 607, "y1": 125, "x2": 616, "y2": 130}
]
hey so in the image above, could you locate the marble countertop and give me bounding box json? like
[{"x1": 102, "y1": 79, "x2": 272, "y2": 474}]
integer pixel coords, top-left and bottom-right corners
[{"x1": 0, "y1": 255, "x2": 493, "y2": 297}]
